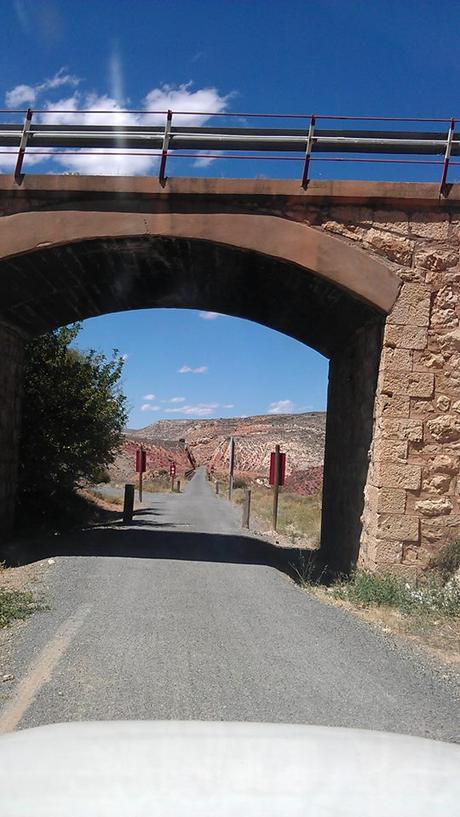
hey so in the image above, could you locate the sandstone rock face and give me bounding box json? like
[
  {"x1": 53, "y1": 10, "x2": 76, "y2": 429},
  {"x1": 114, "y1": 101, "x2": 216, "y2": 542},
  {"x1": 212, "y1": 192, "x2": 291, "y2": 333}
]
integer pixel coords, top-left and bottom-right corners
[{"x1": 125, "y1": 413, "x2": 326, "y2": 495}]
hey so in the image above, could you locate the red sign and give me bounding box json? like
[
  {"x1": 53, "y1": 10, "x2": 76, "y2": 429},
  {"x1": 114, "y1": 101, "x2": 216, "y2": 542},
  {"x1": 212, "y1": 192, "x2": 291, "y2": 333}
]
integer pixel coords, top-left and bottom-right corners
[
  {"x1": 169, "y1": 462, "x2": 176, "y2": 477},
  {"x1": 269, "y1": 452, "x2": 286, "y2": 486},
  {"x1": 135, "y1": 449, "x2": 146, "y2": 473}
]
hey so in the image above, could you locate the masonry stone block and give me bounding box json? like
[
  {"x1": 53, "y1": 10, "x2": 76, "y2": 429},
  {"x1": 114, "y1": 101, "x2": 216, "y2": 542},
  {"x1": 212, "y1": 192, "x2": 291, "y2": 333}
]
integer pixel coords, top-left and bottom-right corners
[
  {"x1": 363, "y1": 229, "x2": 414, "y2": 265},
  {"x1": 387, "y1": 283, "x2": 431, "y2": 327},
  {"x1": 409, "y1": 213, "x2": 449, "y2": 240},
  {"x1": 377, "y1": 439, "x2": 408, "y2": 462},
  {"x1": 372, "y1": 210, "x2": 409, "y2": 235},
  {"x1": 374, "y1": 461, "x2": 422, "y2": 491},
  {"x1": 384, "y1": 324, "x2": 428, "y2": 350},
  {"x1": 416, "y1": 248, "x2": 459, "y2": 271},
  {"x1": 378, "y1": 394, "x2": 411, "y2": 418},
  {"x1": 376, "y1": 513, "x2": 420, "y2": 542},
  {"x1": 367, "y1": 539, "x2": 404, "y2": 563},
  {"x1": 382, "y1": 371, "x2": 434, "y2": 399},
  {"x1": 375, "y1": 488, "x2": 407, "y2": 514},
  {"x1": 427, "y1": 415, "x2": 460, "y2": 443},
  {"x1": 378, "y1": 418, "x2": 423, "y2": 443},
  {"x1": 415, "y1": 497, "x2": 453, "y2": 517},
  {"x1": 381, "y1": 347, "x2": 413, "y2": 371}
]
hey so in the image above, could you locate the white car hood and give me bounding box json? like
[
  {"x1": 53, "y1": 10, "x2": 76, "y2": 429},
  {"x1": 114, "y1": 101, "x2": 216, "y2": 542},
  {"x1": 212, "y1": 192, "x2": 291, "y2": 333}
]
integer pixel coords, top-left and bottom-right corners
[{"x1": 0, "y1": 720, "x2": 458, "y2": 817}]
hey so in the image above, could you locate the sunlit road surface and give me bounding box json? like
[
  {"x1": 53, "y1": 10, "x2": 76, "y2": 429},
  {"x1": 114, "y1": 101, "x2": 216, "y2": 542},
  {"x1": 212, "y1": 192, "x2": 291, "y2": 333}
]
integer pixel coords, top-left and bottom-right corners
[{"x1": 1, "y1": 469, "x2": 459, "y2": 741}]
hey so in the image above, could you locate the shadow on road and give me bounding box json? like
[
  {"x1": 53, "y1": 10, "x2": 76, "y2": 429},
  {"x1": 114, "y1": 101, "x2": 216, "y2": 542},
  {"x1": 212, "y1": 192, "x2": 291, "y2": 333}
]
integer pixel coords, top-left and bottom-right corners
[{"x1": 4, "y1": 526, "x2": 309, "y2": 583}]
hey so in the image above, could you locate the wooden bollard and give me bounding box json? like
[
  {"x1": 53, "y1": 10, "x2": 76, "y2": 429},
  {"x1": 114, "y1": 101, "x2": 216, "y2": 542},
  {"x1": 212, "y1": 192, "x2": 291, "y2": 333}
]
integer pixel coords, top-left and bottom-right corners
[
  {"x1": 215, "y1": 481, "x2": 220, "y2": 495},
  {"x1": 123, "y1": 483, "x2": 134, "y2": 523},
  {"x1": 176, "y1": 480, "x2": 181, "y2": 493},
  {"x1": 242, "y1": 489, "x2": 251, "y2": 529}
]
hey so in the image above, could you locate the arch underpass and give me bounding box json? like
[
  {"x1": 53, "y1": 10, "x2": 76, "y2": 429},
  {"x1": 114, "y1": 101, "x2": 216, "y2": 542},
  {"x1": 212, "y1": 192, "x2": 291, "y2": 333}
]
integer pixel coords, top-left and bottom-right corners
[{"x1": 0, "y1": 177, "x2": 458, "y2": 577}]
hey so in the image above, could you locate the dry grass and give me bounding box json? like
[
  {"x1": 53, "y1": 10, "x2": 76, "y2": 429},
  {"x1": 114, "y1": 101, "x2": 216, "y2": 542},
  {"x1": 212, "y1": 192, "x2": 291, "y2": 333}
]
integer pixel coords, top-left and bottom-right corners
[
  {"x1": 231, "y1": 485, "x2": 322, "y2": 547},
  {"x1": 295, "y1": 543, "x2": 460, "y2": 667},
  {"x1": 83, "y1": 488, "x2": 124, "y2": 507},
  {"x1": 311, "y1": 584, "x2": 460, "y2": 668},
  {"x1": 142, "y1": 476, "x2": 179, "y2": 494}
]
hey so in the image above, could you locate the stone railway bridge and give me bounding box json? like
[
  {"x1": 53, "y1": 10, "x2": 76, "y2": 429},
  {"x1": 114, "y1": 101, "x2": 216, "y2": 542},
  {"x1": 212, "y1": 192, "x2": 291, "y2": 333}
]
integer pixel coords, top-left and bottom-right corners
[{"x1": 0, "y1": 176, "x2": 459, "y2": 576}]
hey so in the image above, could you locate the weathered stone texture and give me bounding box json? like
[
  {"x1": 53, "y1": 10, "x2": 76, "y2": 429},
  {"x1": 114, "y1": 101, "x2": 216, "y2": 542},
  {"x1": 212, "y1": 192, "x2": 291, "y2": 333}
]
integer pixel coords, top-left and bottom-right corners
[{"x1": 357, "y1": 204, "x2": 460, "y2": 576}]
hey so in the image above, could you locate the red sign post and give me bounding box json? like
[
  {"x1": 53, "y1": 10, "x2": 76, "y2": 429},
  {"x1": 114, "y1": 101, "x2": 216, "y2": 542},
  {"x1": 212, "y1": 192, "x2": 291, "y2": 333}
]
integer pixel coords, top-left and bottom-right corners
[
  {"x1": 269, "y1": 451, "x2": 286, "y2": 487},
  {"x1": 135, "y1": 448, "x2": 146, "y2": 502},
  {"x1": 269, "y1": 446, "x2": 286, "y2": 532},
  {"x1": 135, "y1": 449, "x2": 146, "y2": 474}
]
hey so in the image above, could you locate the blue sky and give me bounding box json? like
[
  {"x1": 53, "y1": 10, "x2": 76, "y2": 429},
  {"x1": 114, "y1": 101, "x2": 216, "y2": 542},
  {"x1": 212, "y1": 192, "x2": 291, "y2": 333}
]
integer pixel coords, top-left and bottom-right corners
[{"x1": 1, "y1": 1, "x2": 459, "y2": 427}]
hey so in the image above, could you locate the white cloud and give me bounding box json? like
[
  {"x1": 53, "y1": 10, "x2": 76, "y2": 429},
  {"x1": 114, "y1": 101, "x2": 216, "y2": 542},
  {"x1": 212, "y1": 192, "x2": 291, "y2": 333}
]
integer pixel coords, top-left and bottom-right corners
[
  {"x1": 141, "y1": 403, "x2": 160, "y2": 412},
  {"x1": 268, "y1": 399, "x2": 296, "y2": 415},
  {"x1": 199, "y1": 311, "x2": 220, "y2": 320},
  {"x1": 161, "y1": 396, "x2": 186, "y2": 403},
  {"x1": 166, "y1": 402, "x2": 219, "y2": 417},
  {"x1": 193, "y1": 151, "x2": 220, "y2": 168},
  {"x1": 223, "y1": 404, "x2": 235, "y2": 409},
  {"x1": 178, "y1": 365, "x2": 208, "y2": 374},
  {"x1": 5, "y1": 68, "x2": 80, "y2": 107},
  {"x1": 142, "y1": 393, "x2": 156, "y2": 401},
  {"x1": 3, "y1": 73, "x2": 229, "y2": 175},
  {"x1": 0, "y1": 148, "x2": 49, "y2": 172},
  {"x1": 143, "y1": 83, "x2": 229, "y2": 126},
  {"x1": 38, "y1": 82, "x2": 229, "y2": 175},
  {"x1": 5, "y1": 84, "x2": 36, "y2": 107}
]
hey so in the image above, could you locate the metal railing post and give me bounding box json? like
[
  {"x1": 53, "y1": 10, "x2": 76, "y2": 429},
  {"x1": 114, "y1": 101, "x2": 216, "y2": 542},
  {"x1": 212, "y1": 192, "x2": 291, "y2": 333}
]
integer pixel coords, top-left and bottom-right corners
[
  {"x1": 159, "y1": 109, "x2": 173, "y2": 187},
  {"x1": 301, "y1": 114, "x2": 316, "y2": 189},
  {"x1": 14, "y1": 107, "x2": 33, "y2": 184},
  {"x1": 440, "y1": 118, "x2": 455, "y2": 196}
]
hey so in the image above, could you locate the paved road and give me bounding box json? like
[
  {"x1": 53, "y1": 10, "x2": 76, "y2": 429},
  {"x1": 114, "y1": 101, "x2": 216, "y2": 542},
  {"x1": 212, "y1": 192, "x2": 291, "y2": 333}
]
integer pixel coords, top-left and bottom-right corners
[{"x1": 1, "y1": 469, "x2": 459, "y2": 740}]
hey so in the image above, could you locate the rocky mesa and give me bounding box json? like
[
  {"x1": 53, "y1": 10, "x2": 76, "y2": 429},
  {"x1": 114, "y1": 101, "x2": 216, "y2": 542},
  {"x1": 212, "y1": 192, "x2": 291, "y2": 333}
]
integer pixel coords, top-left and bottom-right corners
[{"x1": 114, "y1": 412, "x2": 326, "y2": 495}]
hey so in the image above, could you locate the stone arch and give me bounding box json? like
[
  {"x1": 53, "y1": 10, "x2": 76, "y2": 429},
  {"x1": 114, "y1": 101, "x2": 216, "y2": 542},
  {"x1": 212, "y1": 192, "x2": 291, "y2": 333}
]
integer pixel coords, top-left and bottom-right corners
[{"x1": 0, "y1": 204, "x2": 401, "y2": 573}]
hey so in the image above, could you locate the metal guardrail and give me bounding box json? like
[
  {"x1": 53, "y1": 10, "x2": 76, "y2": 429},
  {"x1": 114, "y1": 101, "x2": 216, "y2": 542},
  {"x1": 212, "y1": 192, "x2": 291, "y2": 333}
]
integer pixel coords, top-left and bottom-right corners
[{"x1": 0, "y1": 108, "x2": 458, "y2": 193}]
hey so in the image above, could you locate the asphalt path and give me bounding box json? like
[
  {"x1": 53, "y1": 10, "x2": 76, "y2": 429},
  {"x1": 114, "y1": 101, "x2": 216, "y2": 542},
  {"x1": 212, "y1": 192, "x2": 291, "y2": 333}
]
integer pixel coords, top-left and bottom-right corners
[{"x1": 1, "y1": 469, "x2": 459, "y2": 741}]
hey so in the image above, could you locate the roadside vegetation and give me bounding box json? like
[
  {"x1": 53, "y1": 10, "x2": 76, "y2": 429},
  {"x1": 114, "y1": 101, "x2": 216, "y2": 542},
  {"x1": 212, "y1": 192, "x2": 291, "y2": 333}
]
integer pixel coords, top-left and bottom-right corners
[
  {"x1": 0, "y1": 588, "x2": 41, "y2": 628},
  {"x1": 294, "y1": 540, "x2": 460, "y2": 663},
  {"x1": 16, "y1": 324, "x2": 128, "y2": 530},
  {"x1": 231, "y1": 483, "x2": 322, "y2": 547},
  {"x1": 83, "y1": 488, "x2": 124, "y2": 508},
  {"x1": 0, "y1": 562, "x2": 47, "y2": 628}
]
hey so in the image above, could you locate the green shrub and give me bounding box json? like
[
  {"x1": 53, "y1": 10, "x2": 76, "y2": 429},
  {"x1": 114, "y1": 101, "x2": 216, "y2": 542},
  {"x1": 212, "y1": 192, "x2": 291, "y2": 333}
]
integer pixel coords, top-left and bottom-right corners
[
  {"x1": 232, "y1": 477, "x2": 247, "y2": 489},
  {"x1": 430, "y1": 539, "x2": 460, "y2": 581},
  {"x1": 0, "y1": 590, "x2": 40, "y2": 628},
  {"x1": 92, "y1": 466, "x2": 111, "y2": 484},
  {"x1": 17, "y1": 324, "x2": 127, "y2": 520},
  {"x1": 333, "y1": 570, "x2": 460, "y2": 618}
]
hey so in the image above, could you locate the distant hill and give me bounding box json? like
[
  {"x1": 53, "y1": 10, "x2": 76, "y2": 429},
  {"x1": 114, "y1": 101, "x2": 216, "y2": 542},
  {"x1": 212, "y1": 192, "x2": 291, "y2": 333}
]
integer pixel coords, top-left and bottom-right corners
[{"x1": 114, "y1": 412, "x2": 326, "y2": 495}]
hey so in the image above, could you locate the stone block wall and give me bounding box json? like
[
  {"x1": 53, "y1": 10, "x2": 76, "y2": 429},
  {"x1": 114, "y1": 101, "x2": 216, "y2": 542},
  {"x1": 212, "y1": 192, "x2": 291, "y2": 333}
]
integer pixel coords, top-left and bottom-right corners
[
  {"x1": 0, "y1": 323, "x2": 25, "y2": 538},
  {"x1": 320, "y1": 319, "x2": 383, "y2": 574},
  {"x1": 309, "y1": 205, "x2": 460, "y2": 577}
]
